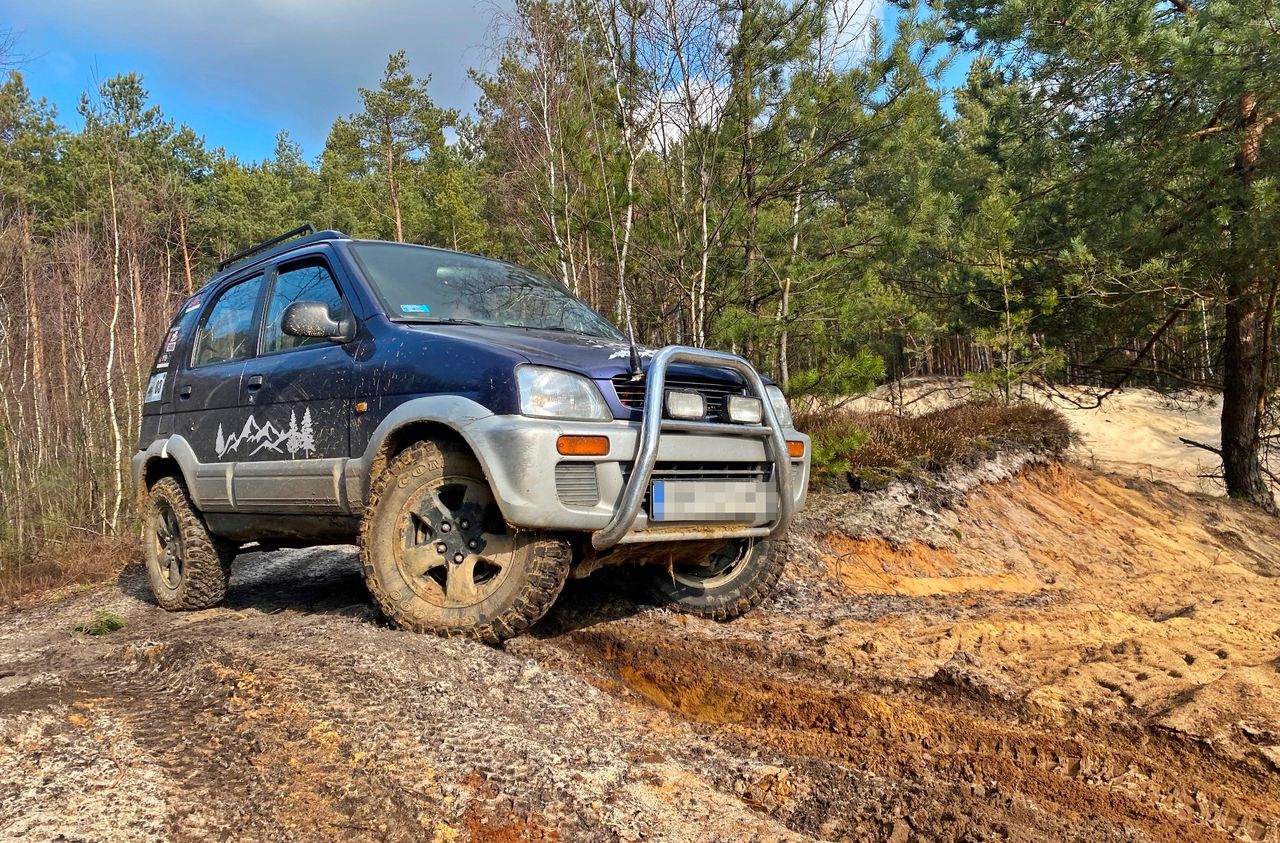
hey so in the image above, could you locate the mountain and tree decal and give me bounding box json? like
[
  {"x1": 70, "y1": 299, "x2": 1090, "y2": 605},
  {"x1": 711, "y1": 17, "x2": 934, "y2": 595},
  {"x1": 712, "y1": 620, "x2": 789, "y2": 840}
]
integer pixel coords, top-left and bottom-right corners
[{"x1": 215, "y1": 409, "x2": 317, "y2": 459}]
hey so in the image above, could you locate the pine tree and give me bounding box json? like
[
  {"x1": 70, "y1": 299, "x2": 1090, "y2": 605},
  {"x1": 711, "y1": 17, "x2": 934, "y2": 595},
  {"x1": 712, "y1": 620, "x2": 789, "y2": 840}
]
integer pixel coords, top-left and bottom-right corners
[
  {"x1": 325, "y1": 51, "x2": 457, "y2": 243},
  {"x1": 945, "y1": 0, "x2": 1280, "y2": 509}
]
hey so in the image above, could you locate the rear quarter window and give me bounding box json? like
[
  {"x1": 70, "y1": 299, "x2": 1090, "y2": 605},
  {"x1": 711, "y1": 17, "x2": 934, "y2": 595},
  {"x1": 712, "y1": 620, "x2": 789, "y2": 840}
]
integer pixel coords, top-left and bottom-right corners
[
  {"x1": 190, "y1": 275, "x2": 266, "y2": 367},
  {"x1": 151, "y1": 297, "x2": 202, "y2": 372}
]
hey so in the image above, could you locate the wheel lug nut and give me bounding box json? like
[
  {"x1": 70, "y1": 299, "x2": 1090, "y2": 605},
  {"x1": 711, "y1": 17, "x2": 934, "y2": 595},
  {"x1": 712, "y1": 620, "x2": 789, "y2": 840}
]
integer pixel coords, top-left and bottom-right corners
[
  {"x1": 460, "y1": 519, "x2": 470, "y2": 529},
  {"x1": 440, "y1": 522, "x2": 451, "y2": 533},
  {"x1": 453, "y1": 553, "x2": 464, "y2": 564},
  {"x1": 468, "y1": 540, "x2": 478, "y2": 549},
  {"x1": 436, "y1": 542, "x2": 447, "y2": 553}
]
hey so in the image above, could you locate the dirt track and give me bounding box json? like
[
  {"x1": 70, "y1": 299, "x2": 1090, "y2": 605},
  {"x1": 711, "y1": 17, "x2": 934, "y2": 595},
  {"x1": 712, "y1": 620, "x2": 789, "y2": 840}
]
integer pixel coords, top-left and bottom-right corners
[{"x1": 3, "y1": 458, "x2": 1280, "y2": 842}]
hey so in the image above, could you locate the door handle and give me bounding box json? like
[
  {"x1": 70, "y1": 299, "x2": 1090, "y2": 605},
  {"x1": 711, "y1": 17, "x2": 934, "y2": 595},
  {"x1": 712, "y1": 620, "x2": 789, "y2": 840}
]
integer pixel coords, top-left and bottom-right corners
[
  {"x1": 178, "y1": 385, "x2": 192, "y2": 400},
  {"x1": 246, "y1": 375, "x2": 264, "y2": 391}
]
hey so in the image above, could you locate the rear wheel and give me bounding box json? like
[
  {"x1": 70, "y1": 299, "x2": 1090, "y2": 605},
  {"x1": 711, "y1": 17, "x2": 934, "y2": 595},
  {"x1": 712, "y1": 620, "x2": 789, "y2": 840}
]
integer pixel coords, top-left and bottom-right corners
[
  {"x1": 142, "y1": 477, "x2": 234, "y2": 610},
  {"x1": 646, "y1": 539, "x2": 782, "y2": 620},
  {"x1": 359, "y1": 441, "x2": 571, "y2": 643}
]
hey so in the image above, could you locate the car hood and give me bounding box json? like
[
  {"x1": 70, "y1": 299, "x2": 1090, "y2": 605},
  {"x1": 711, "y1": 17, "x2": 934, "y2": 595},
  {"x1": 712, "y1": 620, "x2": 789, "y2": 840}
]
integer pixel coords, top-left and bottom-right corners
[{"x1": 407, "y1": 324, "x2": 751, "y2": 384}]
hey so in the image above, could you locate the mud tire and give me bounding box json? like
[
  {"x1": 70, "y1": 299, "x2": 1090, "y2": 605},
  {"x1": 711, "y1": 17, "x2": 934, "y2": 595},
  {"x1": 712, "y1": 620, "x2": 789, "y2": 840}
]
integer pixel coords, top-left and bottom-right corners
[
  {"x1": 359, "y1": 441, "x2": 571, "y2": 643},
  {"x1": 646, "y1": 539, "x2": 782, "y2": 621},
  {"x1": 142, "y1": 477, "x2": 235, "y2": 611}
]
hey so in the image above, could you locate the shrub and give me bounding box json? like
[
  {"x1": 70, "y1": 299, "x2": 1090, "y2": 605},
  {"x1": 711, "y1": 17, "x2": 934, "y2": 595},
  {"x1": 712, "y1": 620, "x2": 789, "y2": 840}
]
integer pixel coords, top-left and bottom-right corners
[{"x1": 796, "y1": 401, "x2": 1074, "y2": 482}]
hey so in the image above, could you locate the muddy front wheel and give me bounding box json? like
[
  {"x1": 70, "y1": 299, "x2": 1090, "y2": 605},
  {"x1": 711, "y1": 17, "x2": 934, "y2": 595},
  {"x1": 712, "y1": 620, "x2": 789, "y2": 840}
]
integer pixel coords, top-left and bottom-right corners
[
  {"x1": 646, "y1": 539, "x2": 782, "y2": 621},
  {"x1": 359, "y1": 441, "x2": 571, "y2": 643}
]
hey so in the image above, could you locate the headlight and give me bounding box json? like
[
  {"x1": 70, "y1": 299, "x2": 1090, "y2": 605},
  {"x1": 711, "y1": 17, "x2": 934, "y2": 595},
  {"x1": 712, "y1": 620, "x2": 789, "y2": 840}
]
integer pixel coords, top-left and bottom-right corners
[
  {"x1": 517, "y1": 366, "x2": 611, "y2": 421},
  {"x1": 764, "y1": 385, "x2": 793, "y2": 428}
]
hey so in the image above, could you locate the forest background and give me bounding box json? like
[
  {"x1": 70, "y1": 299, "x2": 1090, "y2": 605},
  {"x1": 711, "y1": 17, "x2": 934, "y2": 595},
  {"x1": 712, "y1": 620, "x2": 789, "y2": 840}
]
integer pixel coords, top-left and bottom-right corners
[{"x1": 1, "y1": 0, "x2": 1276, "y2": 573}]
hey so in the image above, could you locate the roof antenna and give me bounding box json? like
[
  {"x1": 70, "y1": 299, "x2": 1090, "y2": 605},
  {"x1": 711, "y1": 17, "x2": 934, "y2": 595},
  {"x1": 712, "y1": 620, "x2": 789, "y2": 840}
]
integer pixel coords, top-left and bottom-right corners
[{"x1": 625, "y1": 305, "x2": 644, "y2": 382}]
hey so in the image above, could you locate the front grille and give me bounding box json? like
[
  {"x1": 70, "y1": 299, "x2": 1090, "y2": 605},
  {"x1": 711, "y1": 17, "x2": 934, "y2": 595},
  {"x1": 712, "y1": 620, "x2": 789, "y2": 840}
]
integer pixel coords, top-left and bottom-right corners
[
  {"x1": 555, "y1": 462, "x2": 600, "y2": 507},
  {"x1": 612, "y1": 374, "x2": 747, "y2": 419},
  {"x1": 623, "y1": 461, "x2": 773, "y2": 483}
]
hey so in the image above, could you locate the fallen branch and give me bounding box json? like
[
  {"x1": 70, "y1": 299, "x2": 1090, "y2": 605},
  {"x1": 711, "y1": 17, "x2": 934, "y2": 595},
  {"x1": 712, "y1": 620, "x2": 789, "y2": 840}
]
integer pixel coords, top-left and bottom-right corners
[{"x1": 1179, "y1": 436, "x2": 1222, "y2": 456}]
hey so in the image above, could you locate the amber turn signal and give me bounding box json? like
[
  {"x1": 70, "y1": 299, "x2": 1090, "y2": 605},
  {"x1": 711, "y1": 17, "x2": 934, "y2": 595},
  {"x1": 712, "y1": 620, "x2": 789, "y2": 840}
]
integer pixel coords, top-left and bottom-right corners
[
  {"x1": 787, "y1": 439, "x2": 806, "y2": 458},
  {"x1": 557, "y1": 435, "x2": 610, "y2": 456}
]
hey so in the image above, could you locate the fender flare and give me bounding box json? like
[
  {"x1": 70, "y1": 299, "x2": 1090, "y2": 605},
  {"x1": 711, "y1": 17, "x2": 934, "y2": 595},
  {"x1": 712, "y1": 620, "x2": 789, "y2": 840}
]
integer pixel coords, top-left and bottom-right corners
[
  {"x1": 345, "y1": 395, "x2": 501, "y2": 510},
  {"x1": 133, "y1": 436, "x2": 204, "y2": 503}
]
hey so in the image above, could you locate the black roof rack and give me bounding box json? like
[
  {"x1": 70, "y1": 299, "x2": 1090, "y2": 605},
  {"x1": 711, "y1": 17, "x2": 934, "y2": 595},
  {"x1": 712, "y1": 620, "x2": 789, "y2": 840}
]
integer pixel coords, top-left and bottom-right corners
[
  {"x1": 218, "y1": 224, "x2": 313, "y2": 271},
  {"x1": 217, "y1": 224, "x2": 349, "y2": 274}
]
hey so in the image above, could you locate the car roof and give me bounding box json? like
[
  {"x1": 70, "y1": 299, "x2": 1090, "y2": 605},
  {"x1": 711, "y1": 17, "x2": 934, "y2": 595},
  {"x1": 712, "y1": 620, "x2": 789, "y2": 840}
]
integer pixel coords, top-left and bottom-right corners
[
  {"x1": 196, "y1": 228, "x2": 527, "y2": 294},
  {"x1": 198, "y1": 227, "x2": 350, "y2": 292}
]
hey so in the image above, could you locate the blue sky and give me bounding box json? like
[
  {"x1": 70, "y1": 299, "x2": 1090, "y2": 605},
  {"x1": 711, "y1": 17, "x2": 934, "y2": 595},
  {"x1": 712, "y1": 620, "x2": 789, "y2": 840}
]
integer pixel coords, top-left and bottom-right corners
[
  {"x1": 3, "y1": 0, "x2": 971, "y2": 164},
  {"x1": 4, "y1": 0, "x2": 509, "y2": 162}
]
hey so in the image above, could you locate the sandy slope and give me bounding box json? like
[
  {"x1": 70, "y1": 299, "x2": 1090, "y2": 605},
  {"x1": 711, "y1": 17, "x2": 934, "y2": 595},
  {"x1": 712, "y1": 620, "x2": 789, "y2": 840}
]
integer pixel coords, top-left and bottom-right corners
[
  {"x1": 2, "y1": 455, "x2": 1279, "y2": 841},
  {"x1": 849, "y1": 380, "x2": 1250, "y2": 495}
]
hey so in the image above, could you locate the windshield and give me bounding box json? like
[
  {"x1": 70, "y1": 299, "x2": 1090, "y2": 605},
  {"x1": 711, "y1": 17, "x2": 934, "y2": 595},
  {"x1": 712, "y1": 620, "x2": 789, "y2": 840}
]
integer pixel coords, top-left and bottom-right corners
[{"x1": 350, "y1": 241, "x2": 624, "y2": 341}]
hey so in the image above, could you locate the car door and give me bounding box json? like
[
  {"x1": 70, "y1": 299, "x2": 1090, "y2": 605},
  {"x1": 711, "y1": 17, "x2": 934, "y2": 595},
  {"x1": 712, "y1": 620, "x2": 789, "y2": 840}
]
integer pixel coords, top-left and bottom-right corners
[
  {"x1": 174, "y1": 273, "x2": 266, "y2": 511},
  {"x1": 230, "y1": 255, "x2": 354, "y2": 513}
]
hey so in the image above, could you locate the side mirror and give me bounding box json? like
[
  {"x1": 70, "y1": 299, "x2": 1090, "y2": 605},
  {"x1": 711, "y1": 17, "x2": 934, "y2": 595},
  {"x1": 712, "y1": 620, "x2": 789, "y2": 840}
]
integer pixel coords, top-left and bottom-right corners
[{"x1": 282, "y1": 300, "x2": 357, "y2": 343}]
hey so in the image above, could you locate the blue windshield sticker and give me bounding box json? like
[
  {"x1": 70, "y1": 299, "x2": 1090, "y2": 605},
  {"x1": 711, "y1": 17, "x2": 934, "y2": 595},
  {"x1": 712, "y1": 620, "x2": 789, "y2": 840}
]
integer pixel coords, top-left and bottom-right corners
[{"x1": 400, "y1": 304, "x2": 432, "y2": 314}]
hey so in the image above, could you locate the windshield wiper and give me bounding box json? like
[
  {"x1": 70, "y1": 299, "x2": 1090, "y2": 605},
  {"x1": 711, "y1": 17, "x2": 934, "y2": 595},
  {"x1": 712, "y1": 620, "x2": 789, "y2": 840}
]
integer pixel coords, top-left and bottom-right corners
[
  {"x1": 404, "y1": 317, "x2": 491, "y2": 326},
  {"x1": 503, "y1": 323, "x2": 614, "y2": 338},
  {"x1": 506, "y1": 323, "x2": 570, "y2": 332}
]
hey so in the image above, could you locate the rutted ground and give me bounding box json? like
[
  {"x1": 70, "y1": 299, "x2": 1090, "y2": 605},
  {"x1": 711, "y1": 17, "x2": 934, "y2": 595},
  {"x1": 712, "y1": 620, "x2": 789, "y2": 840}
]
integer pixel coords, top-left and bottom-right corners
[{"x1": 2, "y1": 458, "x2": 1280, "y2": 841}]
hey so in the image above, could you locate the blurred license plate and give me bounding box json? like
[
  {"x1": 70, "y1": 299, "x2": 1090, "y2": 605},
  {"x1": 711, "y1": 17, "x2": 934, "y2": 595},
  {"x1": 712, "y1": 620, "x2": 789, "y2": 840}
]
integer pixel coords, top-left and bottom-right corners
[{"x1": 650, "y1": 480, "x2": 777, "y2": 523}]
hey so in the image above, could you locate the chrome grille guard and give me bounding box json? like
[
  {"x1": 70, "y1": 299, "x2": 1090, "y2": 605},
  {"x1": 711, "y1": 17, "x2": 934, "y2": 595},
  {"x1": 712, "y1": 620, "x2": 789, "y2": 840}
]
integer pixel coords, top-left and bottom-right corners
[{"x1": 590, "y1": 346, "x2": 796, "y2": 550}]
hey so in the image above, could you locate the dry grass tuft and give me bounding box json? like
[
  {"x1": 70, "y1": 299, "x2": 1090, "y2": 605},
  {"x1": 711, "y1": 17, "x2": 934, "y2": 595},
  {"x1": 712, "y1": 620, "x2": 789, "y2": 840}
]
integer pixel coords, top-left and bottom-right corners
[
  {"x1": 0, "y1": 534, "x2": 139, "y2": 610},
  {"x1": 796, "y1": 401, "x2": 1074, "y2": 484}
]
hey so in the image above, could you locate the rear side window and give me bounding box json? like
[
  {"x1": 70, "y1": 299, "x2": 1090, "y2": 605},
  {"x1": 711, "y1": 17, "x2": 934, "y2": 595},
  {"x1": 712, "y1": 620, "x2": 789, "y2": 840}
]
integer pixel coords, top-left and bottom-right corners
[
  {"x1": 191, "y1": 275, "x2": 264, "y2": 367},
  {"x1": 152, "y1": 302, "x2": 200, "y2": 371},
  {"x1": 261, "y1": 260, "x2": 345, "y2": 354}
]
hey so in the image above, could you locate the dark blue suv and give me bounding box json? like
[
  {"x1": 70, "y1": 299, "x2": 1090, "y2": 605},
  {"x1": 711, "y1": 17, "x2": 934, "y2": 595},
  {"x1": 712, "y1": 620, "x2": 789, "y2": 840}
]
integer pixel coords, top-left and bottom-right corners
[{"x1": 134, "y1": 226, "x2": 810, "y2": 641}]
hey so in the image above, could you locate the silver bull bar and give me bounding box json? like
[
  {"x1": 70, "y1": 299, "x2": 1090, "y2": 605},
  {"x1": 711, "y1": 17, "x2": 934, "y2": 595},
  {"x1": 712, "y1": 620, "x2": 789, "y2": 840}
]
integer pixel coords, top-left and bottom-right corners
[{"x1": 590, "y1": 346, "x2": 796, "y2": 550}]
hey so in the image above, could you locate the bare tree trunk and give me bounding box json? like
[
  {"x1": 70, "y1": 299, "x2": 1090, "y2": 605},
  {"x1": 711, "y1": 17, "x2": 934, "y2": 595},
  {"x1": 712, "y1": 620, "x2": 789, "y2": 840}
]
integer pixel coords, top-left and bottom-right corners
[
  {"x1": 697, "y1": 171, "x2": 710, "y2": 346},
  {"x1": 0, "y1": 297, "x2": 26, "y2": 548},
  {"x1": 776, "y1": 187, "x2": 801, "y2": 388},
  {"x1": 1220, "y1": 93, "x2": 1276, "y2": 511},
  {"x1": 385, "y1": 128, "x2": 404, "y2": 243},
  {"x1": 557, "y1": 142, "x2": 580, "y2": 296},
  {"x1": 127, "y1": 233, "x2": 145, "y2": 447},
  {"x1": 1221, "y1": 279, "x2": 1273, "y2": 509},
  {"x1": 538, "y1": 73, "x2": 571, "y2": 288},
  {"x1": 104, "y1": 169, "x2": 126, "y2": 532},
  {"x1": 17, "y1": 208, "x2": 48, "y2": 474},
  {"x1": 177, "y1": 208, "x2": 195, "y2": 294},
  {"x1": 586, "y1": 0, "x2": 651, "y2": 324}
]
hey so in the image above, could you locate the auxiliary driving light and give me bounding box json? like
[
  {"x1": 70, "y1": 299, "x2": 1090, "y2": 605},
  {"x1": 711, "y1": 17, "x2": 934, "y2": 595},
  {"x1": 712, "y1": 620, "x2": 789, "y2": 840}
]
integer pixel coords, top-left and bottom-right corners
[
  {"x1": 725, "y1": 395, "x2": 764, "y2": 424},
  {"x1": 665, "y1": 390, "x2": 706, "y2": 420}
]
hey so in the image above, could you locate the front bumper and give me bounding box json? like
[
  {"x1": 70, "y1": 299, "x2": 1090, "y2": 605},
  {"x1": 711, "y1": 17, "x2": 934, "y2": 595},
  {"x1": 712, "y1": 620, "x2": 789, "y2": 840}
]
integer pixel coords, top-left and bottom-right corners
[{"x1": 465, "y1": 414, "x2": 809, "y2": 540}]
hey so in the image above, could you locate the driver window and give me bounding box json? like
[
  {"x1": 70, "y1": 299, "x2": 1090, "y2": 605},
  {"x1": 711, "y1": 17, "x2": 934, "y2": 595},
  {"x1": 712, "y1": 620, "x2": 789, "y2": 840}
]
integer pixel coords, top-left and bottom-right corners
[{"x1": 262, "y1": 260, "x2": 345, "y2": 354}]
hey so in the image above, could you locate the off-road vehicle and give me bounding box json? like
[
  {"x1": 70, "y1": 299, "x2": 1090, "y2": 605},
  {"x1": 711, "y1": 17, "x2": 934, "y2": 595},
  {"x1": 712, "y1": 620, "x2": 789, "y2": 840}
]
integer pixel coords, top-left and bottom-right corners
[{"x1": 134, "y1": 225, "x2": 810, "y2": 641}]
